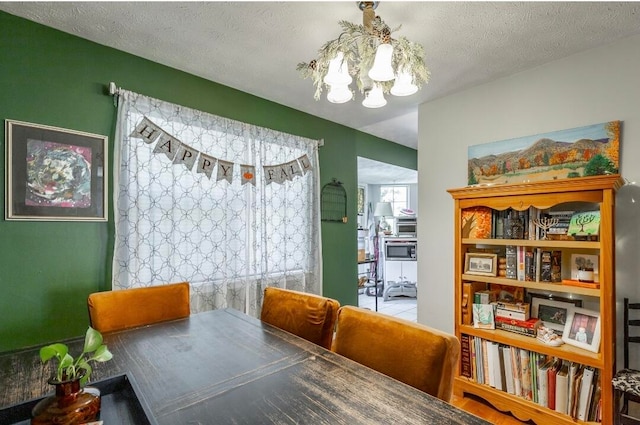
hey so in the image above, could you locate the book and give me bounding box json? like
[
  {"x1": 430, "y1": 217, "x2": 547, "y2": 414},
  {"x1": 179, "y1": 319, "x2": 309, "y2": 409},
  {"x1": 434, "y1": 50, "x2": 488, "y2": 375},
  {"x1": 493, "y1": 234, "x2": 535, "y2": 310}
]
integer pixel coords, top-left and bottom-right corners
[
  {"x1": 535, "y1": 248, "x2": 542, "y2": 282},
  {"x1": 517, "y1": 246, "x2": 526, "y2": 281},
  {"x1": 505, "y1": 245, "x2": 517, "y2": 279},
  {"x1": 495, "y1": 317, "x2": 541, "y2": 337},
  {"x1": 460, "y1": 334, "x2": 472, "y2": 378},
  {"x1": 494, "y1": 302, "x2": 530, "y2": 321},
  {"x1": 536, "y1": 358, "x2": 551, "y2": 408},
  {"x1": 551, "y1": 250, "x2": 562, "y2": 282},
  {"x1": 510, "y1": 346, "x2": 522, "y2": 397},
  {"x1": 462, "y1": 206, "x2": 493, "y2": 239},
  {"x1": 555, "y1": 361, "x2": 569, "y2": 414},
  {"x1": 502, "y1": 345, "x2": 515, "y2": 395},
  {"x1": 474, "y1": 289, "x2": 499, "y2": 304},
  {"x1": 577, "y1": 367, "x2": 595, "y2": 421},
  {"x1": 540, "y1": 250, "x2": 552, "y2": 282},
  {"x1": 547, "y1": 359, "x2": 559, "y2": 411},
  {"x1": 525, "y1": 249, "x2": 535, "y2": 281},
  {"x1": 473, "y1": 303, "x2": 495, "y2": 329},
  {"x1": 519, "y1": 349, "x2": 532, "y2": 401}
]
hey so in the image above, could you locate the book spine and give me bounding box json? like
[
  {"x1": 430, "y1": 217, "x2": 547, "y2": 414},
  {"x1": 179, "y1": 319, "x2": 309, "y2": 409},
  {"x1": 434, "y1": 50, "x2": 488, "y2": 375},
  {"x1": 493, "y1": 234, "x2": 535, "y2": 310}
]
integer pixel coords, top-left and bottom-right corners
[
  {"x1": 540, "y1": 250, "x2": 552, "y2": 282},
  {"x1": 505, "y1": 245, "x2": 517, "y2": 279},
  {"x1": 460, "y1": 334, "x2": 472, "y2": 378},
  {"x1": 495, "y1": 321, "x2": 538, "y2": 337},
  {"x1": 551, "y1": 250, "x2": 562, "y2": 282}
]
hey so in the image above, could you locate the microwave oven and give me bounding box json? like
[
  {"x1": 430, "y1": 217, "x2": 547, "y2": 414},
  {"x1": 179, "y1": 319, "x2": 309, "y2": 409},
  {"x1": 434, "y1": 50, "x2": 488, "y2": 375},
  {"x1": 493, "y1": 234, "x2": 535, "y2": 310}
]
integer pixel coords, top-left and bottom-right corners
[{"x1": 385, "y1": 240, "x2": 417, "y2": 261}]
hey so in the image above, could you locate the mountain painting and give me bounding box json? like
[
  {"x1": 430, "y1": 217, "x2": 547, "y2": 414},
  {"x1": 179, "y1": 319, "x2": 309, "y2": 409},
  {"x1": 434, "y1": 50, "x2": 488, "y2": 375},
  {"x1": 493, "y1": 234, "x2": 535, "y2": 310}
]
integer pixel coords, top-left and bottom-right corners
[{"x1": 468, "y1": 121, "x2": 620, "y2": 185}]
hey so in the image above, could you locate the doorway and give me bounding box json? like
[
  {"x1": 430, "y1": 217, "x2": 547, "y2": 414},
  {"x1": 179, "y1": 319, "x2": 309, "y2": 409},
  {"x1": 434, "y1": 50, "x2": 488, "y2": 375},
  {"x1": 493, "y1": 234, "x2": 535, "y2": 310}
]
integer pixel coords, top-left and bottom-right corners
[{"x1": 357, "y1": 157, "x2": 418, "y2": 322}]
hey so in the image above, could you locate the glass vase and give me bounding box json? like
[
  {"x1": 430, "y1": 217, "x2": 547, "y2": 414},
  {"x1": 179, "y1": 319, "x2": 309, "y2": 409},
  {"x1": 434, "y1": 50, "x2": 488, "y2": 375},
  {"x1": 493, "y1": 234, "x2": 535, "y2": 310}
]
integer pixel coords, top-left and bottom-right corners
[{"x1": 31, "y1": 377, "x2": 101, "y2": 425}]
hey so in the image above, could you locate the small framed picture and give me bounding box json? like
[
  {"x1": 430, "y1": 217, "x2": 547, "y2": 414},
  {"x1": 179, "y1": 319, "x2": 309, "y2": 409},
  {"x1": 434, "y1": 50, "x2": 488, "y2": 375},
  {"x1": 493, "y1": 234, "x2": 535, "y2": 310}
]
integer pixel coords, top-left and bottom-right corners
[
  {"x1": 562, "y1": 307, "x2": 601, "y2": 353},
  {"x1": 464, "y1": 253, "x2": 497, "y2": 277},
  {"x1": 5, "y1": 119, "x2": 108, "y2": 221},
  {"x1": 530, "y1": 293, "x2": 582, "y2": 335},
  {"x1": 570, "y1": 253, "x2": 599, "y2": 282},
  {"x1": 472, "y1": 303, "x2": 495, "y2": 329}
]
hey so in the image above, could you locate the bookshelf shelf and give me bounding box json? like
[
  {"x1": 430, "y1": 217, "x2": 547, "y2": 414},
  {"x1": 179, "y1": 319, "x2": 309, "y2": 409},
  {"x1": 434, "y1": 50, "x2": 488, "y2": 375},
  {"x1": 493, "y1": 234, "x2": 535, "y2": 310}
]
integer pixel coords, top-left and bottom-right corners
[{"x1": 449, "y1": 174, "x2": 622, "y2": 424}]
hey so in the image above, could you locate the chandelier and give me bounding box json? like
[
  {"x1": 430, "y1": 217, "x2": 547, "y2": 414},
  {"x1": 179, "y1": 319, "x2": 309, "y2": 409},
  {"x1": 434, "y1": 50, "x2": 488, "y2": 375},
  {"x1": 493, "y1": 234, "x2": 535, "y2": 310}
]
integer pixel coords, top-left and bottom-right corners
[{"x1": 297, "y1": 1, "x2": 429, "y2": 108}]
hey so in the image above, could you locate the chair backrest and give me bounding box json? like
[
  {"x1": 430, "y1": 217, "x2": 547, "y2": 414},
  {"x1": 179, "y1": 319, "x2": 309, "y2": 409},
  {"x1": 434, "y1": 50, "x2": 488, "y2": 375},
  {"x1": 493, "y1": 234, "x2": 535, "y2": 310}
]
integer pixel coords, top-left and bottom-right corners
[
  {"x1": 260, "y1": 287, "x2": 340, "y2": 350},
  {"x1": 87, "y1": 282, "x2": 190, "y2": 333},
  {"x1": 331, "y1": 305, "x2": 460, "y2": 402},
  {"x1": 624, "y1": 298, "x2": 640, "y2": 368}
]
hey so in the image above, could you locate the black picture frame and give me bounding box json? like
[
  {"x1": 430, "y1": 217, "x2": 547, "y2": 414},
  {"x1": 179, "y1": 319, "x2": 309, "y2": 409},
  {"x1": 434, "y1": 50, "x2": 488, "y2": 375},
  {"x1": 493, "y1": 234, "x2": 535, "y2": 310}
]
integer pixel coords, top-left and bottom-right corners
[{"x1": 5, "y1": 119, "x2": 108, "y2": 221}]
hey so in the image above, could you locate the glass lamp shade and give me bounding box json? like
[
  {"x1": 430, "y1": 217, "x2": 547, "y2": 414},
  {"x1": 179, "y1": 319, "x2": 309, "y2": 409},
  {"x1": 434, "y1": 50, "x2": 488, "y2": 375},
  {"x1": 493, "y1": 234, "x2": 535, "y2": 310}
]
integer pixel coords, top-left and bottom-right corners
[
  {"x1": 323, "y1": 52, "x2": 353, "y2": 86},
  {"x1": 362, "y1": 85, "x2": 387, "y2": 108},
  {"x1": 327, "y1": 84, "x2": 353, "y2": 104},
  {"x1": 368, "y1": 44, "x2": 395, "y2": 82},
  {"x1": 390, "y1": 69, "x2": 418, "y2": 97}
]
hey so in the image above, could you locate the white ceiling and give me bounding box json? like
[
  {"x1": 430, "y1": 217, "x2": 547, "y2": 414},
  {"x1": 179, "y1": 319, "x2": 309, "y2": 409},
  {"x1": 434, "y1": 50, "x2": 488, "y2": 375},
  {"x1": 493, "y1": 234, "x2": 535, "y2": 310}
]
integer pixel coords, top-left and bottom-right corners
[
  {"x1": 2, "y1": 2, "x2": 640, "y2": 150},
  {"x1": 357, "y1": 157, "x2": 417, "y2": 184}
]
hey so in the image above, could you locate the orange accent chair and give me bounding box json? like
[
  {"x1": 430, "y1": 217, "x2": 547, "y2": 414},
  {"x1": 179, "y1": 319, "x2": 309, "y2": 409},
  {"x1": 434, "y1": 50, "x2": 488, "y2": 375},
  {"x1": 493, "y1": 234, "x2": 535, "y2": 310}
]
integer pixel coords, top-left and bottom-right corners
[
  {"x1": 260, "y1": 287, "x2": 340, "y2": 350},
  {"x1": 87, "y1": 282, "x2": 190, "y2": 333},
  {"x1": 331, "y1": 305, "x2": 460, "y2": 402}
]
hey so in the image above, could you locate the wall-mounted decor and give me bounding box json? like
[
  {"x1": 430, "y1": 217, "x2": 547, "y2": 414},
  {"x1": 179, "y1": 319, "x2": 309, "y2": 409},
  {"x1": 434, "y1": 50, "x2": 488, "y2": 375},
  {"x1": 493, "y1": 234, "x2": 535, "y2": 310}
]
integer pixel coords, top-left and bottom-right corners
[
  {"x1": 5, "y1": 120, "x2": 108, "y2": 221},
  {"x1": 321, "y1": 178, "x2": 347, "y2": 223},
  {"x1": 468, "y1": 121, "x2": 620, "y2": 185}
]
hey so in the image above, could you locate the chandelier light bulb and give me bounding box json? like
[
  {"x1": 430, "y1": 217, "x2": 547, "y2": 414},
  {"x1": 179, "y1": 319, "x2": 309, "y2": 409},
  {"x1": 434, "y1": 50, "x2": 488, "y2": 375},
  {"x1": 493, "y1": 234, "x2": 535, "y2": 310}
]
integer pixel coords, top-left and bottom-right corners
[
  {"x1": 362, "y1": 85, "x2": 387, "y2": 108},
  {"x1": 391, "y1": 69, "x2": 418, "y2": 97},
  {"x1": 323, "y1": 52, "x2": 353, "y2": 86},
  {"x1": 368, "y1": 44, "x2": 395, "y2": 82},
  {"x1": 327, "y1": 84, "x2": 353, "y2": 104}
]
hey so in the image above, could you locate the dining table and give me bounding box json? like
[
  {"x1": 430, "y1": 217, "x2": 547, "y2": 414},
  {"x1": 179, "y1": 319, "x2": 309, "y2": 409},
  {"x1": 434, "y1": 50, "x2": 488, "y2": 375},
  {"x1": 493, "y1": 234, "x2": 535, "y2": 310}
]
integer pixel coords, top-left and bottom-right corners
[{"x1": 0, "y1": 308, "x2": 490, "y2": 424}]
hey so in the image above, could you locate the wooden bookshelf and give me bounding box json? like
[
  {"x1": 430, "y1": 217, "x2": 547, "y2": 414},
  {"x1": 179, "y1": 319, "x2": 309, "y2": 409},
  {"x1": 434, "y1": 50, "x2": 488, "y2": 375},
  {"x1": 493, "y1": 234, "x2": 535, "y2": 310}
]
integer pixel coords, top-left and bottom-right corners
[{"x1": 448, "y1": 174, "x2": 623, "y2": 424}]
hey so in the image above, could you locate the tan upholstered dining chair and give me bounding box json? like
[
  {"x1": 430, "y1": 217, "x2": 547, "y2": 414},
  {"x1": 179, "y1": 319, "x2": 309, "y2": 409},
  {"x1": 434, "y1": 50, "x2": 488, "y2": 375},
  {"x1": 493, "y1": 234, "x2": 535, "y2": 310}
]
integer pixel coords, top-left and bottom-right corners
[
  {"x1": 87, "y1": 282, "x2": 191, "y2": 333},
  {"x1": 331, "y1": 305, "x2": 460, "y2": 402},
  {"x1": 260, "y1": 287, "x2": 340, "y2": 350}
]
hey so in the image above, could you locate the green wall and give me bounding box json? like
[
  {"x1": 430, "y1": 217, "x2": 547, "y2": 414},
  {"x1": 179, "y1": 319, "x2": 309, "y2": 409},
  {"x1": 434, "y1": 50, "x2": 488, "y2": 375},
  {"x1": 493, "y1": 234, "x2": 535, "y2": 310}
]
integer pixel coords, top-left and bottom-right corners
[{"x1": 0, "y1": 11, "x2": 417, "y2": 352}]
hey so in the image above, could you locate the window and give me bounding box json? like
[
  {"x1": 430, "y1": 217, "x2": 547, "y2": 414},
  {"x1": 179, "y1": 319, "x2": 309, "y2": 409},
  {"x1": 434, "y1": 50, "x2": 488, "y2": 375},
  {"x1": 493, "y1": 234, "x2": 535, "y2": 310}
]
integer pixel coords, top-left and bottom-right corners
[{"x1": 380, "y1": 185, "x2": 409, "y2": 216}]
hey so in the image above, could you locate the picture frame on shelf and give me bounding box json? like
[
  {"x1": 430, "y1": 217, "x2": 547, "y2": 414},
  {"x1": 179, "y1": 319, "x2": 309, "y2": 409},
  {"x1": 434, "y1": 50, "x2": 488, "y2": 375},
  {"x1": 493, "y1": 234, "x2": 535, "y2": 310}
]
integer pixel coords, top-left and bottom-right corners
[
  {"x1": 5, "y1": 119, "x2": 108, "y2": 221},
  {"x1": 464, "y1": 253, "x2": 497, "y2": 277},
  {"x1": 472, "y1": 303, "x2": 495, "y2": 330},
  {"x1": 562, "y1": 307, "x2": 601, "y2": 353},
  {"x1": 530, "y1": 293, "x2": 582, "y2": 335},
  {"x1": 569, "y1": 253, "x2": 599, "y2": 282}
]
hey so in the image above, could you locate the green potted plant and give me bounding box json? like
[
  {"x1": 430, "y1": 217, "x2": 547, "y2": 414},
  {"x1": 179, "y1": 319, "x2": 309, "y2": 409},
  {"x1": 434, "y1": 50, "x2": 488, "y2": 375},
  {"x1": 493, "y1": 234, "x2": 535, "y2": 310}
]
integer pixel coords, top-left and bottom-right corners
[{"x1": 31, "y1": 327, "x2": 113, "y2": 425}]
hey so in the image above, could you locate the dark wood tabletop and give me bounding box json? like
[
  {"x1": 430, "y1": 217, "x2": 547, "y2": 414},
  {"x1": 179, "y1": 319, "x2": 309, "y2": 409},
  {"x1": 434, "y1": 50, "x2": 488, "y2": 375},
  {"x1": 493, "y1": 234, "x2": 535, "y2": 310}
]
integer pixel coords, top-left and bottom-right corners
[{"x1": 0, "y1": 308, "x2": 490, "y2": 424}]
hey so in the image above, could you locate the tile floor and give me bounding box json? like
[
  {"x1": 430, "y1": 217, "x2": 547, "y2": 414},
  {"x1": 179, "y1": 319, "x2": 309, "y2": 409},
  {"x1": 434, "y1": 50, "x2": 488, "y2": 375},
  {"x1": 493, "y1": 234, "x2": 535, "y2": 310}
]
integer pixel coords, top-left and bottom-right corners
[{"x1": 357, "y1": 289, "x2": 417, "y2": 322}]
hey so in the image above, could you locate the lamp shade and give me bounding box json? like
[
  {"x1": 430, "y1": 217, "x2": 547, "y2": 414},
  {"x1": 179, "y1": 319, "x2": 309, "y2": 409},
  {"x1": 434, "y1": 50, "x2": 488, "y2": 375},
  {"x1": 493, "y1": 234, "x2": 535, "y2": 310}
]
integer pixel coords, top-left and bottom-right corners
[
  {"x1": 368, "y1": 44, "x2": 395, "y2": 82},
  {"x1": 323, "y1": 52, "x2": 353, "y2": 86},
  {"x1": 362, "y1": 85, "x2": 387, "y2": 108},
  {"x1": 327, "y1": 84, "x2": 353, "y2": 103},
  {"x1": 374, "y1": 202, "x2": 394, "y2": 217},
  {"x1": 391, "y1": 69, "x2": 418, "y2": 97}
]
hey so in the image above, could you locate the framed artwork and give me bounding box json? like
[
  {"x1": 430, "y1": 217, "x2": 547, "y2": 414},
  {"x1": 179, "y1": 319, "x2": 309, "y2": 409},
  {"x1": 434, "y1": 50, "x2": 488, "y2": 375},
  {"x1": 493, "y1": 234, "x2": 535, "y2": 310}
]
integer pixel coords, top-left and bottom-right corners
[
  {"x1": 467, "y1": 120, "x2": 620, "y2": 185},
  {"x1": 530, "y1": 293, "x2": 582, "y2": 335},
  {"x1": 472, "y1": 303, "x2": 495, "y2": 330},
  {"x1": 570, "y1": 253, "x2": 599, "y2": 282},
  {"x1": 464, "y1": 253, "x2": 497, "y2": 277},
  {"x1": 562, "y1": 307, "x2": 601, "y2": 353},
  {"x1": 5, "y1": 119, "x2": 108, "y2": 221}
]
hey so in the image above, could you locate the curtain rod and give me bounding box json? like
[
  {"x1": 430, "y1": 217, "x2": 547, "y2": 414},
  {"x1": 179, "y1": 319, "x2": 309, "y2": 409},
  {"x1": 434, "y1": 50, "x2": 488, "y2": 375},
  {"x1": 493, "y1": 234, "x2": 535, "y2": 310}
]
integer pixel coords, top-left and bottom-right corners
[{"x1": 107, "y1": 81, "x2": 323, "y2": 147}]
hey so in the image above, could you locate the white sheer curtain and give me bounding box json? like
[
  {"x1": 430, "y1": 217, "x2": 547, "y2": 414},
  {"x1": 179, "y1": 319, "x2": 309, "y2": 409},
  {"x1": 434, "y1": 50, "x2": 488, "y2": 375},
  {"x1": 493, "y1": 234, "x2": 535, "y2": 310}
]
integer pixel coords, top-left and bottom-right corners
[{"x1": 112, "y1": 90, "x2": 322, "y2": 317}]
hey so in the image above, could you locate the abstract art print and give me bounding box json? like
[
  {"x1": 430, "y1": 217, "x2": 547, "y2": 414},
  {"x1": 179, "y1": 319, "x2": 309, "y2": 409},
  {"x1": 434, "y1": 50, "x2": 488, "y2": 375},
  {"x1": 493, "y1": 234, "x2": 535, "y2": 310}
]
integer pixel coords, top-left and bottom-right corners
[
  {"x1": 6, "y1": 120, "x2": 108, "y2": 221},
  {"x1": 468, "y1": 121, "x2": 620, "y2": 185}
]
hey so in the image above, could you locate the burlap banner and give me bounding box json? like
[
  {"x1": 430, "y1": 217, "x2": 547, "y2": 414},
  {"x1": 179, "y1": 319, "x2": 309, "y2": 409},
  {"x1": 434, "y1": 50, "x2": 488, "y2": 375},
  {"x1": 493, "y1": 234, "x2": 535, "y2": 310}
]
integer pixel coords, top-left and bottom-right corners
[{"x1": 129, "y1": 116, "x2": 313, "y2": 185}]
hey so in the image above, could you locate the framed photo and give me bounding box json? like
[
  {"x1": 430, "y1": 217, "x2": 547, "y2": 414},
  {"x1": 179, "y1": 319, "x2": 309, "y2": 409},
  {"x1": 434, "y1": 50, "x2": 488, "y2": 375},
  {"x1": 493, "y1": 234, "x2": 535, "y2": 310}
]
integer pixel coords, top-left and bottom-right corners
[
  {"x1": 562, "y1": 307, "x2": 601, "y2": 353},
  {"x1": 464, "y1": 253, "x2": 497, "y2": 277},
  {"x1": 530, "y1": 293, "x2": 582, "y2": 335},
  {"x1": 5, "y1": 119, "x2": 108, "y2": 221}
]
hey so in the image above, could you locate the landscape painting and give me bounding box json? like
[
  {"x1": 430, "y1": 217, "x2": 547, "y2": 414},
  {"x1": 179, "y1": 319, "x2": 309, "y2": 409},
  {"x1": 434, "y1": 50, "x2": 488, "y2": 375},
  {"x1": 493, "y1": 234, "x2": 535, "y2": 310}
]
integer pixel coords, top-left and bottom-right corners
[{"x1": 468, "y1": 121, "x2": 620, "y2": 185}]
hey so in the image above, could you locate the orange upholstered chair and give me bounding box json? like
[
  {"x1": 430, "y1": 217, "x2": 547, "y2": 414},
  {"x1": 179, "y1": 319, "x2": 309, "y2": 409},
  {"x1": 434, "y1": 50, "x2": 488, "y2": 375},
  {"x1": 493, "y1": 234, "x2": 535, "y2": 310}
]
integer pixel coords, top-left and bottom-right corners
[
  {"x1": 331, "y1": 305, "x2": 460, "y2": 402},
  {"x1": 87, "y1": 282, "x2": 190, "y2": 333},
  {"x1": 260, "y1": 287, "x2": 340, "y2": 350}
]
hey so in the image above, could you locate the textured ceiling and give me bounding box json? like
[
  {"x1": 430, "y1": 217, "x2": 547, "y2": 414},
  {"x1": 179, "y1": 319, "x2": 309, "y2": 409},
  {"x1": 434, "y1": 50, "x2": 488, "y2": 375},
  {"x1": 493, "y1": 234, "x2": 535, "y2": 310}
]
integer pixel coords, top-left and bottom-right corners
[{"x1": 2, "y1": 2, "x2": 640, "y2": 150}]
